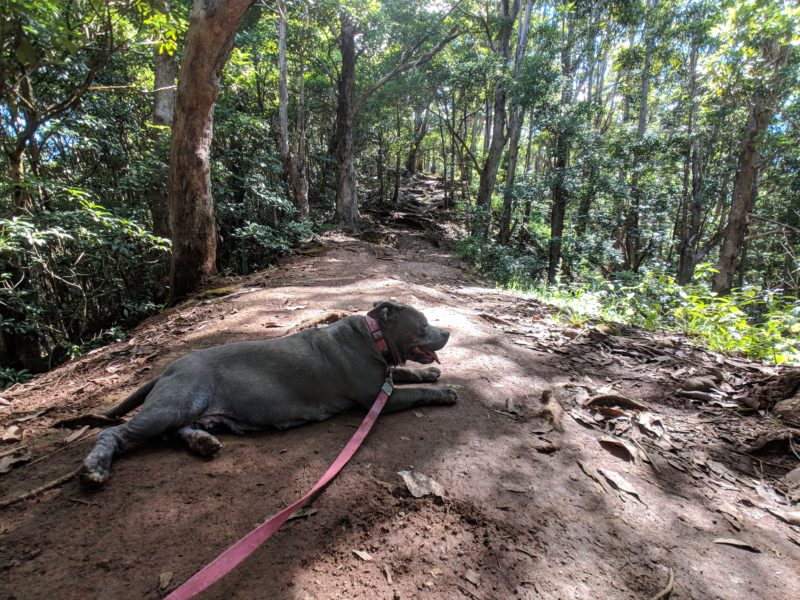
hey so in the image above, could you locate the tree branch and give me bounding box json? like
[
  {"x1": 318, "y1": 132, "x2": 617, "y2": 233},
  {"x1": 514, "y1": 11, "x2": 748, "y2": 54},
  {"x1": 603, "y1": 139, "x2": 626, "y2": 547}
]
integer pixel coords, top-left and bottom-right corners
[{"x1": 355, "y1": 26, "x2": 460, "y2": 114}]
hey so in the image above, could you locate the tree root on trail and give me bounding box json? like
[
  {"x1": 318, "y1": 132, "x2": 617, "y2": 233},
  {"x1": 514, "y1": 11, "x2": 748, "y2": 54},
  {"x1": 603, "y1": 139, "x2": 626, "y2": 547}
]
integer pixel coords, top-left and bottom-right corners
[
  {"x1": 0, "y1": 466, "x2": 82, "y2": 509},
  {"x1": 649, "y1": 567, "x2": 674, "y2": 600}
]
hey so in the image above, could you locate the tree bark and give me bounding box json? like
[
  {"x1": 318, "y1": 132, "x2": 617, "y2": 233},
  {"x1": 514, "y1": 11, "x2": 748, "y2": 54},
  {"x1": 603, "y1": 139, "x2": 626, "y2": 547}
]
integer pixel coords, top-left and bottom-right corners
[
  {"x1": 277, "y1": 0, "x2": 309, "y2": 219},
  {"x1": 547, "y1": 9, "x2": 575, "y2": 284},
  {"x1": 712, "y1": 42, "x2": 791, "y2": 294},
  {"x1": 475, "y1": 0, "x2": 521, "y2": 234},
  {"x1": 405, "y1": 106, "x2": 428, "y2": 174},
  {"x1": 334, "y1": 14, "x2": 360, "y2": 230},
  {"x1": 168, "y1": 0, "x2": 254, "y2": 303},
  {"x1": 498, "y1": 0, "x2": 533, "y2": 245}
]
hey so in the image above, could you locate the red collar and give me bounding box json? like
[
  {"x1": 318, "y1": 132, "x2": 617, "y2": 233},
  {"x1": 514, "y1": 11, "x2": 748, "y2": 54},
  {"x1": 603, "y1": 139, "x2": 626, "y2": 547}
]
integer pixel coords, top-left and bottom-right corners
[{"x1": 364, "y1": 314, "x2": 389, "y2": 354}]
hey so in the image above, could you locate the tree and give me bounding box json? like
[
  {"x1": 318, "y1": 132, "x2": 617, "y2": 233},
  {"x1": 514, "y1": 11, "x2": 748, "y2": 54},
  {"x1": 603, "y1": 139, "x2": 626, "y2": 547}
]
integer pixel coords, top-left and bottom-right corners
[
  {"x1": 474, "y1": 0, "x2": 521, "y2": 234},
  {"x1": 277, "y1": 0, "x2": 309, "y2": 219},
  {"x1": 712, "y1": 3, "x2": 797, "y2": 294},
  {"x1": 168, "y1": 0, "x2": 255, "y2": 302}
]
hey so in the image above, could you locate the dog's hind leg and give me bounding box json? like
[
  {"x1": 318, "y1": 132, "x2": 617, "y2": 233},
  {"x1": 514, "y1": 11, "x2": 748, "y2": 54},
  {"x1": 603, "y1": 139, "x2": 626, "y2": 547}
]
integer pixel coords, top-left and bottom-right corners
[
  {"x1": 174, "y1": 425, "x2": 223, "y2": 457},
  {"x1": 81, "y1": 383, "x2": 211, "y2": 486}
]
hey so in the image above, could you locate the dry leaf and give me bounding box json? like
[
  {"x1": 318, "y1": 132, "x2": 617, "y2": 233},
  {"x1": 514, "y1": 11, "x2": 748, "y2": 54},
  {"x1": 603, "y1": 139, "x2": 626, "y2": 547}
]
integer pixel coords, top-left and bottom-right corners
[
  {"x1": 0, "y1": 450, "x2": 31, "y2": 474},
  {"x1": 1, "y1": 425, "x2": 22, "y2": 442},
  {"x1": 158, "y1": 570, "x2": 173, "y2": 591},
  {"x1": 398, "y1": 470, "x2": 444, "y2": 498},
  {"x1": 464, "y1": 569, "x2": 481, "y2": 586},
  {"x1": 578, "y1": 460, "x2": 612, "y2": 494},
  {"x1": 764, "y1": 507, "x2": 800, "y2": 527},
  {"x1": 502, "y1": 482, "x2": 529, "y2": 493},
  {"x1": 712, "y1": 538, "x2": 760, "y2": 553},
  {"x1": 384, "y1": 565, "x2": 393, "y2": 584},
  {"x1": 599, "y1": 437, "x2": 637, "y2": 462},
  {"x1": 64, "y1": 425, "x2": 89, "y2": 444},
  {"x1": 598, "y1": 468, "x2": 642, "y2": 502},
  {"x1": 353, "y1": 549, "x2": 373, "y2": 561}
]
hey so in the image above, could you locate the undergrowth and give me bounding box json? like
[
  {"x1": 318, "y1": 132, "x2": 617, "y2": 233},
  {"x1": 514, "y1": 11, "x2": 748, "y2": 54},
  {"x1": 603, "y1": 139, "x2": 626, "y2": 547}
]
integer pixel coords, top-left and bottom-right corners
[{"x1": 457, "y1": 238, "x2": 800, "y2": 365}]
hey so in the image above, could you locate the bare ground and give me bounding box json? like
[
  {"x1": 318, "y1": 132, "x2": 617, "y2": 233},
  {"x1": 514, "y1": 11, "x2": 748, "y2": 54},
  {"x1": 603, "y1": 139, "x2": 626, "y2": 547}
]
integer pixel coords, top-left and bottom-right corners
[{"x1": 1, "y1": 198, "x2": 799, "y2": 599}]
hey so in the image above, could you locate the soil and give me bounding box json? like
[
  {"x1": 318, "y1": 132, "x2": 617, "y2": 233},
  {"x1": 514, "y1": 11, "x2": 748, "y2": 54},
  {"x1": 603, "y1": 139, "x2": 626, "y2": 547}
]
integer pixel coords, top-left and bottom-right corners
[{"x1": 1, "y1": 183, "x2": 799, "y2": 600}]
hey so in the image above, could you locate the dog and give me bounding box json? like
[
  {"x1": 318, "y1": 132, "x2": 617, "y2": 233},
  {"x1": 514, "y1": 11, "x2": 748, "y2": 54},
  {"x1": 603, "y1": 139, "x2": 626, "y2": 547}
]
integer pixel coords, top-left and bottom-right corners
[{"x1": 80, "y1": 300, "x2": 456, "y2": 486}]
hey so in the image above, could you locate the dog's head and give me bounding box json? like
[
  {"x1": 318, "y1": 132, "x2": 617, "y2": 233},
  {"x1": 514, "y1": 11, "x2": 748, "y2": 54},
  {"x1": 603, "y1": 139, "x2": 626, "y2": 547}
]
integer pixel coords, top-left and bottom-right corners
[{"x1": 368, "y1": 300, "x2": 450, "y2": 365}]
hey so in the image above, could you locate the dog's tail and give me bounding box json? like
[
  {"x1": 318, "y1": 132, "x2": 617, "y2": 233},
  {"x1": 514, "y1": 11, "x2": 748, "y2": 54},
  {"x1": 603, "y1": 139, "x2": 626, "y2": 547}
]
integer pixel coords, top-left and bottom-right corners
[{"x1": 103, "y1": 378, "x2": 159, "y2": 418}]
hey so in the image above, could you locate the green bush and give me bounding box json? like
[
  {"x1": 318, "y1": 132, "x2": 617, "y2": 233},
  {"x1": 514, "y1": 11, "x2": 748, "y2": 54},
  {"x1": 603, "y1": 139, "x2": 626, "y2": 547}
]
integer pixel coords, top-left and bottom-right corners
[{"x1": 0, "y1": 201, "x2": 170, "y2": 373}]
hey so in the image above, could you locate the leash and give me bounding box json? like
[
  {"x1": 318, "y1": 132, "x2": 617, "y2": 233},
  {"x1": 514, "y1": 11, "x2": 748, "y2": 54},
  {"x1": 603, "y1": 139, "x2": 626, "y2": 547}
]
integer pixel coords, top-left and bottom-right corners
[{"x1": 165, "y1": 368, "x2": 394, "y2": 600}]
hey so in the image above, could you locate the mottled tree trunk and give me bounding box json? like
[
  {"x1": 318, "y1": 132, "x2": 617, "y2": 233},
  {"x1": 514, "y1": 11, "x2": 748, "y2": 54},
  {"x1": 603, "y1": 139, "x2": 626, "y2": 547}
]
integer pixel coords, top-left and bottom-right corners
[
  {"x1": 712, "y1": 42, "x2": 791, "y2": 295},
  {"x1": 475, "y1": 0, "x2": 520, "y2": 234},
  {"x1": 547, "y1": 11, "x2": 575, "y2": 284},
  {"x1": 498, "y1": 0, "x2": 533, "y2": 245},
  {"x1": 277, "y1": 0, "x2": 309, "y2": 220},
  {"x1": 405, "y1": 107, "x2": 428, "y2": 175},
  {"x1": 334, "y1": 14, "x2": 360, "y2": 230},
  {"x1": 168, "y1": 0, "x2": 254, "y2": 303}
]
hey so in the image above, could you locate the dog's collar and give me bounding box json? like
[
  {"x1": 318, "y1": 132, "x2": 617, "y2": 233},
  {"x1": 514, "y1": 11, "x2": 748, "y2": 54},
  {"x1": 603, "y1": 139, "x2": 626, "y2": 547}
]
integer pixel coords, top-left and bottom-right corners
[{"x1": 364, "y1": 314, "x2": 389, "y2": 357}]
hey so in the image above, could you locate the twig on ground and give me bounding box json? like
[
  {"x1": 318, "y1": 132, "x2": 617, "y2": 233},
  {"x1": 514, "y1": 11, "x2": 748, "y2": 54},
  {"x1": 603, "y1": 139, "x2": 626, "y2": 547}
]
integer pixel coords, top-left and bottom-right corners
[
  {"x1": 0, "y1": 466, "x2": 82, "y2": 509},
  {"x1": 649, "y1": 567, "x2": 674, "y2": 600}
]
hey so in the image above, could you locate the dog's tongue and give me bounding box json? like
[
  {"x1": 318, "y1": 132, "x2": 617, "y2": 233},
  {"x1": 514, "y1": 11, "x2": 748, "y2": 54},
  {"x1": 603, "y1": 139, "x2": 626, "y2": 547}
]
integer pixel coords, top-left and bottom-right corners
[{"x1": 416, "y1": 348, "x2": 440, "y2": 364}]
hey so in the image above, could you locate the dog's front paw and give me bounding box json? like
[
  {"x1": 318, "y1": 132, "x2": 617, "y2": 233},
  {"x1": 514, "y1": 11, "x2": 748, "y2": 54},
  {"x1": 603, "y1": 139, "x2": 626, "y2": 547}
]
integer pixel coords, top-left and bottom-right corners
[
  {"x1": 421, "y1": 367, "x2": 441, "y2": 382},
  {"x1": 438, "y1": 386, "x2": 458, "y2": 405}
]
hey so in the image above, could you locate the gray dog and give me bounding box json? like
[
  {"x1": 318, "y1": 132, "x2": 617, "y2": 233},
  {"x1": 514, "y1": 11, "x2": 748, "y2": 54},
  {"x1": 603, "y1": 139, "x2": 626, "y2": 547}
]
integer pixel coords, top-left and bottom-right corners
[{"x1": 81, "y1": 300, "x2": 456, "y2": 486}]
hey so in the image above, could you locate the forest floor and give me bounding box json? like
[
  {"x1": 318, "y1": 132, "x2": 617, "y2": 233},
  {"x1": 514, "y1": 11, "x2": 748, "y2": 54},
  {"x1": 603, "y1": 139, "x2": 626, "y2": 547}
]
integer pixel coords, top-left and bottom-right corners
[{"x1": 1, "y1": 176, "x2": 800, "y2": 600}]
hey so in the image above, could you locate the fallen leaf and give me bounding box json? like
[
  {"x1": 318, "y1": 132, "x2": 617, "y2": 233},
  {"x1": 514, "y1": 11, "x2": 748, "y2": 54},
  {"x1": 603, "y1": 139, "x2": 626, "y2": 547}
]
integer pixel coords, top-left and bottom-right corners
[
  {"x1": 586, "y1": 393, "x2": 648, "y2": 411},
  {"x1": 598, "y1": 468, "x2": 642, "y2": 502},
  {"x1": 506, "y1": 398, "x2": 523, "y2": 417},
  {"x1": 353, "y1": 549, "x2": 373, "y2": 561},
  {"x1": 529, "y1": 420, "x2": 553, "y2": 434},
  {"x1": 0, "y1": 450, "x2": 31, "y2": 474},
  {"x1": 1, "y1": 425, "x2": 23, "y2": 442},
  {"x1": 578, "y1": 460, "x2": 612, "y2": 494},
  {"x1": 502, "y1": 482, "x2": 529, "y2": 493},
  {"x1": 599, "y1": 436, "x2": 637, "y2": 462},
  {"x1": 464, "y1": 569, "x2": 481, "y2": 586},
  {"x1": 712, "y1": 538, "x2": 761, "y2": 553},
  {"x1": 413, "y1": 410, "x2": 424, "y2": 418},
  {"x1": 64, "y1": 425, "x2": 90, "y2": 444},
  {"x1": 383, "y1": 564, "x2": 393, "y2": 584},
  {"x1": 398, "y1": 470, "x2": 445, "y2": 498},
  {"x1": 764, "y1": 507, "x2": 800, "y2": 527},
  {"x1": 159, "y1": 570, "x2": 173, "y2": 591}
]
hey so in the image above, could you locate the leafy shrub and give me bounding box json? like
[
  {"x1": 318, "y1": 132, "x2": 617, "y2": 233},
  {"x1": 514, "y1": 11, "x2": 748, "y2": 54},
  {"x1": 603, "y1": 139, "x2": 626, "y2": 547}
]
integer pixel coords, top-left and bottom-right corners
[{"x1": 0, "y1": 201, "x2": 170, "y2": 373}]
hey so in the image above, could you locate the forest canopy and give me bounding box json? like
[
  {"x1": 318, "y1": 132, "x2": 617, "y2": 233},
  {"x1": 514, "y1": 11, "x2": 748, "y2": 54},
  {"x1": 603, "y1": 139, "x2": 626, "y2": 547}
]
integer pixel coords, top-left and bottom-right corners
[{"x1": 1, "y1": 0, "x2": 799, "y2": 381}]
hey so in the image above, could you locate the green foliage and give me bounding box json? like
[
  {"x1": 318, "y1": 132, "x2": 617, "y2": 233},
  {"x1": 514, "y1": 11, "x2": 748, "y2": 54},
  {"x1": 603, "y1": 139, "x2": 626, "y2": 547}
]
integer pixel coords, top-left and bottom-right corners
[
  {"x1": 532, "y1": 268, "x2": 800, "y2": 366},
  {"x1": 0, "y1": 202, "x2": 170, "y2": 371}
]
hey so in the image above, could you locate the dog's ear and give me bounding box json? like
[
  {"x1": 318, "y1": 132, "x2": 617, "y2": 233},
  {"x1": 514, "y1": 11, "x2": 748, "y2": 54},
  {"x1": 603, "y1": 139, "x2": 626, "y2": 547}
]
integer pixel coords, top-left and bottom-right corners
[{"x1": 370, "y1": 300, "x2": 396, "y2": 323}]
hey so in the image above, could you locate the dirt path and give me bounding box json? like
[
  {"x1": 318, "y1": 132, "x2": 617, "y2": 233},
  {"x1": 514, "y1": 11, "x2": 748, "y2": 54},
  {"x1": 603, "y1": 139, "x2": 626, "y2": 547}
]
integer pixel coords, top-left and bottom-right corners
[{"x1": 1, "y1": 202, "x2": 799, "y2": 599}]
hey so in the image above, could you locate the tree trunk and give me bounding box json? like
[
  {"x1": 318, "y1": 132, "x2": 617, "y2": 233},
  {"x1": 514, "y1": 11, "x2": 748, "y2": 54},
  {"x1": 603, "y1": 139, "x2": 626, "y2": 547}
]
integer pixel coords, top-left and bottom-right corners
[
  {"x1": 276, "y1": 0, "x2": 309, "y2": 220},
  {"x1": 547, "y1": 11, "x2": 575, "y2": 284},
  {"x1": 475, "y1": 0, "x2": 520, "y2": 234},
  {"x1": 334, "y1": 14, "x2": 360, "y2": 230},
  {"x1": 498, "y1": 0, "x2": 533, "y2": 245},
  {"x1": 622, "y1": 34, "x2": 652, "y2": 272},
  {"x1": 405, "y1": 107, "x2": 428, "y2": 174},
  {"x1": 168, "y1": 0, "x2": 254, "y2": 303},
  {"x1": 712, "y1": 42, "x2": 791, "y2": 294},
  {"x1": 153, "y1": 48, "x2": 177, "y2": 126}
]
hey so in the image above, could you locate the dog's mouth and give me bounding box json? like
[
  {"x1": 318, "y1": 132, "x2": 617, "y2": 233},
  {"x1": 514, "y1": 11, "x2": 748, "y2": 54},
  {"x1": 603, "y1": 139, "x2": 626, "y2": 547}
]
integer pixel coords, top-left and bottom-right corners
[{"x1": 408, "y1": 347, "x2": 440, "y2": 364}]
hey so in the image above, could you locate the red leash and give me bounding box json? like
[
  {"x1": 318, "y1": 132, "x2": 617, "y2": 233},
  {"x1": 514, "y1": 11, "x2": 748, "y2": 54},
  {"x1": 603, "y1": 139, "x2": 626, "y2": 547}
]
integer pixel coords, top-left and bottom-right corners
[{"x1": 165, "y1": 372, "x2": 394, "y2": 600}]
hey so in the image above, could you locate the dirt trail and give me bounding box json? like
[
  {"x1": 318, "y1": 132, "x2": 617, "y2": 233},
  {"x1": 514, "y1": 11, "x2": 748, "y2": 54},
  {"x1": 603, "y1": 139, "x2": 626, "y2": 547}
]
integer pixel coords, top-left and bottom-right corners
[{"x1": 1, "y1": 189, "x2": 799, "y2": 599}]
